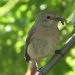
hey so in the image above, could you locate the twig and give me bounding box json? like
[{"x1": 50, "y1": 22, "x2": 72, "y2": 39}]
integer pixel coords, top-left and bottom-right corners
[{"x1": 36, "y1": 34, "x2": 75, "y2": 75}]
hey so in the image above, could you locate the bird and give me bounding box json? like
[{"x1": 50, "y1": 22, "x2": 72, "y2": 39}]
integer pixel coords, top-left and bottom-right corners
[{"x1": 24, "y1": 10, "x2": 66, "y2": 75}]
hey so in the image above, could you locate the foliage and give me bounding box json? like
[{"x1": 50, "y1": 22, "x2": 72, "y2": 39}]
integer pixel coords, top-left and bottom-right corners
[{"x1": 0, "y1": 0, "x2": 75, "y2": 75}]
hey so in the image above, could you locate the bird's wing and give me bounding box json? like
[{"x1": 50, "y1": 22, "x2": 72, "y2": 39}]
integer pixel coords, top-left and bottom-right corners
[{"x1": 24, "y1": 25, "x2": 36, "y2": 63}]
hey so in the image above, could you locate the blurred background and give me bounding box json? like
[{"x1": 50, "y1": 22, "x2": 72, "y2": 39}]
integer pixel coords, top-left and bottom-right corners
[{"x1": 0, "y1": 0, "x2": 75, "y2": 75}]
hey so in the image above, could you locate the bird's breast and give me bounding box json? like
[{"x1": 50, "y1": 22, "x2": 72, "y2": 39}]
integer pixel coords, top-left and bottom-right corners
[{"x1": 27, "y1": 25, "x2": 60, "y2": 61}]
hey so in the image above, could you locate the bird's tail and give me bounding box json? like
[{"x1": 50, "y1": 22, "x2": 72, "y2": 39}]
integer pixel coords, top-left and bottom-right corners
[{"x1": 25, "y1": 59, "x2": 38, "y2": 75}]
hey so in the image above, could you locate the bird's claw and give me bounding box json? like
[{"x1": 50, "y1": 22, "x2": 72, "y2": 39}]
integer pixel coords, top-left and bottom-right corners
[
  {"x1": 38, "y1": 67, "x2": 45, "y2": 75},
  {"x1": 55, "y1": 50, "x2": 64, "y2": 57}
]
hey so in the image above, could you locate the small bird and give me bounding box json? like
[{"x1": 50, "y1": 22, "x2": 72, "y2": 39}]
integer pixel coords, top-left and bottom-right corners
[{"x1": 24, "y1": 10, "x2": 66, "y2": 75}]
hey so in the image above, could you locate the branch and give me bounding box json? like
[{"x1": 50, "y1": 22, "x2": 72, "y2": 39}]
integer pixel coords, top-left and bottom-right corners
[
  {"x1": 0, "y1": 0, "x2": 19, "y2": 17},
  {"x1": 36, "y1": 34, "x2": 75, "y2": 75},
  {"x1": 72, "y1": 12, "x2": 75, "y2": 28}
]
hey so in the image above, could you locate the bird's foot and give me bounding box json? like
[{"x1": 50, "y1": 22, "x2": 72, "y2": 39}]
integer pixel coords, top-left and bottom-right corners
[
  {"x1": 37, "y1": 67, "x2": 45, "y2": 75},
  {"x1": 55, "y1": 50, "x2": 64, "y2": 57}
]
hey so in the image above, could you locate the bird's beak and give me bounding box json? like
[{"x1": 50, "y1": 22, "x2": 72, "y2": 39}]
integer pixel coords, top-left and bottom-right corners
[{"x1": 55, "y1": 17, "x2": 67, "y2": 25}]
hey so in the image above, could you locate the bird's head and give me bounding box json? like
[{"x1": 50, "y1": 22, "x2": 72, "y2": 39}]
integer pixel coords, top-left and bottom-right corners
[{"x1": 35, "y1": 11, "x2": 67, "y2": 26}]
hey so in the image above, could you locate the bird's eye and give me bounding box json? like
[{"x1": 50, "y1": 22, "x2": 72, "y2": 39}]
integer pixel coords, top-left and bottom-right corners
[{"x1": 47, "y1": 15, "x2": 51, "y2": 19}]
